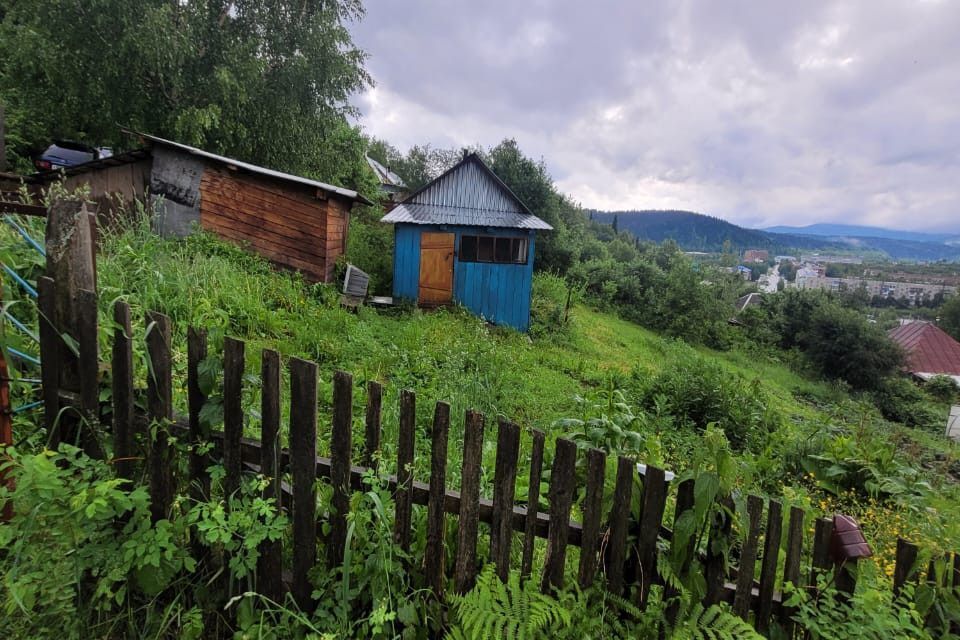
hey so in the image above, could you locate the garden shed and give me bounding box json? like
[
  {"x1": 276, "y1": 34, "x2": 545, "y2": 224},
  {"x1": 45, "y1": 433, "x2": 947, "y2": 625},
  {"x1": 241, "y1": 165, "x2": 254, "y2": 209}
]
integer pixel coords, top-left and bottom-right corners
[
  {"x1": 32, "y1": 130, "x2": 372, "y2": 283},
  {"x1": 381, "y1": 153, "x2": 551, "y2": 331}
]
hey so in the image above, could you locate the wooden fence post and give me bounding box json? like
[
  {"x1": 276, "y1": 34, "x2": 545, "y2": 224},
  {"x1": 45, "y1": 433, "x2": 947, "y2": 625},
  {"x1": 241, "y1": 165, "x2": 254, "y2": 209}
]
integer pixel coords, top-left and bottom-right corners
[
  {"x1": 145, "y1": 311, "x2": 173, "y2": 522},
  {"x1": 0, "y1": 340, "x2": 13, "y2": 521},
  {"x1": 328, "y1": 370, "x2": 352, "y2": 569},
  {"x1": 222, "y1": 337, "x2": 245, "y2": 500},
  {"x1": 425, "y1": 401, "x2": 450, "y2": 597},
  {"x1": 578, "y1": 448, "x2": 605, "y2": 588},
  {"x1": 491, "y1": 418, "x2": 520, "y2": 581},
  {"x1": 637, "y1": 466, "x2": 668, "y2": 609},
  {"x1": 44, "y1": 197, "x2": 101, "y2": 456},
  {"x1": 187, "y1": 327, "x2": 209, "y2": 501},
  {"x1": 395, "y1": 389, "x2": 415, "y2": 552},
  {"x1": 290, "y1": 357, "x2": 318, "y2": 610},
  {"x1": 606, "y1": 456, "x2": 634, "y2": 594},
  {"x1": 521, "y1": 429, "x2": 545, "y2": 580},
  {"x1": 454, "y1": 410, "x2": 485, "y2": 594},
  {"x1": 111, "y1": 301, "x2": 135, "y2": 481},
  {"x1": 541, "y1": 438, "x2": 577, "y2": 593},
  {"x1": 257, "y1": 349, "x2": 282, "y2": 602},
  {"x1": 363, "y1": 380, "x2": 382, "y2": 470},
  {"x1": 733, "y1": 495, "x2": 764, "y2": 620},
  {"x1": 756, "y1": 499, "x2": 783, "y2": 634}
]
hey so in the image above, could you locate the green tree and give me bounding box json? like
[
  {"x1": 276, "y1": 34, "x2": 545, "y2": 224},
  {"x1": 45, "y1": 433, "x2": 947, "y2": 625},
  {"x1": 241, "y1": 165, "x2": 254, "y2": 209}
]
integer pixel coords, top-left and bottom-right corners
[
  {"x1": 0, "y1": 0, "x2": 371, "y2": 185},
  {"x1": 941, "y1": 295, "x2": 960, "y2": 340},
  {"x1": 612, "y1": 214, "x2": 619, "y2": 233}
]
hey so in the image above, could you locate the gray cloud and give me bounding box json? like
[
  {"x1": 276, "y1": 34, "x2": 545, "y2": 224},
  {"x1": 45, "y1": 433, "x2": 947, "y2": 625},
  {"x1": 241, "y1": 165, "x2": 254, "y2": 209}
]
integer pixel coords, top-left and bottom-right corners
[{"x1": 350, "y1": 0, "x2": 960, "y2": 231}]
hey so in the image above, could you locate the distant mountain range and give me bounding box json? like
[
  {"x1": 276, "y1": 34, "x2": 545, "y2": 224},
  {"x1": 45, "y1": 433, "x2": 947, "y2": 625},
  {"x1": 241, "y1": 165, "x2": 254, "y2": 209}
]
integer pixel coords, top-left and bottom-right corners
[
  {"x1": 589, "y1": 210, "x2": 960, "y2": 261},
  {"x1": 763, "y1": 223, "x2": 960, "y2": 245}
]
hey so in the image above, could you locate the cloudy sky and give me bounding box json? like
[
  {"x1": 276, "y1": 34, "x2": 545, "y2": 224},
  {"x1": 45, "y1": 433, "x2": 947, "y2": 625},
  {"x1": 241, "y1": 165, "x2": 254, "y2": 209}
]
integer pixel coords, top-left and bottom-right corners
[{"x1": 349, "y1": 1, "x2": 960, "y2": 232}]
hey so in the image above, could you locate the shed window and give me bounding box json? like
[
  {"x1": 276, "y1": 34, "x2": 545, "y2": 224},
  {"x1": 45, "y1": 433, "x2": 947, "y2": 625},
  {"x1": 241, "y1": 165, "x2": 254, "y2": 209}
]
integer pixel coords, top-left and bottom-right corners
[{"x1": 459, "y1": 235, "x2": 528, "y2": 264}]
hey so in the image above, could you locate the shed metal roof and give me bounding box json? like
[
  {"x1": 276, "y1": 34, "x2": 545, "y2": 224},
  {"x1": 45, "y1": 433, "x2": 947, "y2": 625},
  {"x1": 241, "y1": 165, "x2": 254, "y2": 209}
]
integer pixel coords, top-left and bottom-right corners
[
  {"x1": 381, "y1": 153, "x2": 552, "y2": 230},
  {"x1": 887, "y1": 321, "x2": 960, "y2": 376},
  {"x1": 125, "y1": 130, "x2": 373, "y2": 205}
]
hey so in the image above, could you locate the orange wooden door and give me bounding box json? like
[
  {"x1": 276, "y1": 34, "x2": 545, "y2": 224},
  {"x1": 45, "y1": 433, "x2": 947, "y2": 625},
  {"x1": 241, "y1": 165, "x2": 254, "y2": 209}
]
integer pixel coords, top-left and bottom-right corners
[{"x1": 418, "y1": 232, "x2": 455, "y2": 305}]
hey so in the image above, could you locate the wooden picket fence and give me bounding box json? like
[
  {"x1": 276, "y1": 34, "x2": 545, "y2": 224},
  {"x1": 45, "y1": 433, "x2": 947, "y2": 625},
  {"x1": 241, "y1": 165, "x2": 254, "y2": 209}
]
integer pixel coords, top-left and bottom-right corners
[{"x1": 22, "y1": 200, "x2": 960, "y2": 636}]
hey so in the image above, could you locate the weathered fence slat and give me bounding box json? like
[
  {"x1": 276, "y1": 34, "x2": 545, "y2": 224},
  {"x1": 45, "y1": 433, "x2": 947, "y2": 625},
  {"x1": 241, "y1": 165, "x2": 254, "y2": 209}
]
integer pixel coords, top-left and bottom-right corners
[
  {"x1": 810, "y1": 517, "x2": 834, "y2": 594},
  {"x1": 394, "y1": 389, "x2": 415, "y2": 551},
  {"x1": 733, "y1": 495, "x2": 764, "y2": 620},
  {"x1": 779, "y1": 506, "x2": 805, "y2": 629},
  {"x1": 454, "y1": 410, "x2": 485, "y2": 594},
  {"x1": 637, "y1": 465, "x2": 668, "y2": 608},
  {"x1": 425, "y1": 401, "x2": 450, "y2": 596},
  {"x1": 111, "y1": 301, "x2": 134, "y2": 480},
  {"x1": 756, "y1": 499, "x2": 783, "y2": 633},
  {"x1": 363, "y1": 380, "x2": 382, "y2": 470},
  {"x1": 222, "y1": 337, "x2": 245, "y2": 500},
  {"x1": 187, "y1": 327, "x2": 209, "y2": 501},
  {"x1": 145, "y1": 311, "x2": 173, "y2": 523},
  {"x1": 290, "y1": 357, "x2": 318, "y2": 609},
  {"x1": 521, "y1": 429, "x2": 545, "y2": 580},
  {"x1": 893, "y1": 537, "x2": 919, "y2": 599},
  {"x1": 491, "y1": 418, "x2": 520, "y2": 581},
  {"x1": 541, "y1": 438, "x2": 577, "y2": 593},
  {"x1": 664, "y1": 478, "x2": 696, "y2": 627},
  {"x1": 578, "y1": 447, "x2": 605, "y2": 588},
  {"x1": 328, "y1": 370, "x2": 353, "y2": 569},
  {"x1": 606, "y1": 456, "x2": 634, "y2": 594},
  {"x1": 704, "y1": 496, "x2": 734, "y2": 607},
  {"x1": 257, "y1": 349, "x2": 282, "y2": 602}
]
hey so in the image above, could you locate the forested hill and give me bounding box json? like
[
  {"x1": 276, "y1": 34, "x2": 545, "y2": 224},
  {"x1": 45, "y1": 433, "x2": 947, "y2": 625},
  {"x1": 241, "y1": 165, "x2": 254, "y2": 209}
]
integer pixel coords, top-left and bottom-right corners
[{"x1": 588, "y1": 209, "x2": 832, "y2": 252}]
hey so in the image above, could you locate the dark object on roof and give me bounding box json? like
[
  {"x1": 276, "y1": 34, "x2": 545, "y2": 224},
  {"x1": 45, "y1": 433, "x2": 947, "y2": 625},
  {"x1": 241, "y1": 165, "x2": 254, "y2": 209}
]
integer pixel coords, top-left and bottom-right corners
[
  {"x1": 887, "y1": 321, "x2": 960, "y2": 376},
  {"x1": 830, "y1": 514, "x2": 873, "y2": 562},
  {"x1": 34, "y1": 140, "x2": 113, "y2": 172},
  {"x1": 381, "y1": 153, "x2": 551, "y2": 230}
]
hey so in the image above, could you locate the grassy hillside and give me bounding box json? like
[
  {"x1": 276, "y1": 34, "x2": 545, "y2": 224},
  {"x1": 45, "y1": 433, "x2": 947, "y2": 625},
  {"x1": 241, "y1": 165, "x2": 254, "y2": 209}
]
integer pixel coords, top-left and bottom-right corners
[{"x1": 81, "y1": 221, "x2": 960, "y2": 569}]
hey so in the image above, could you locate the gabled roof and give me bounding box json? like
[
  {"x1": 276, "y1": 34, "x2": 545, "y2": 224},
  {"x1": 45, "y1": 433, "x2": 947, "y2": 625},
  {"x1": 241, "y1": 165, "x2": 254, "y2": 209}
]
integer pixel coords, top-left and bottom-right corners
[
  {"x1": 887, "y1": 321, "x2": 960, "y2": 376},
  {"x1": 123, "y1": 130, "x2": 373, "y2": 205},
  {"x1": 735, "y1": 292, "x2": 763, "y2": 313},
  {"x1": 380, "y1": 153, "x2": 552, "y2": 230},
  {"x1": 366, "y1": 156, "x2": 405, "y2": 189}
]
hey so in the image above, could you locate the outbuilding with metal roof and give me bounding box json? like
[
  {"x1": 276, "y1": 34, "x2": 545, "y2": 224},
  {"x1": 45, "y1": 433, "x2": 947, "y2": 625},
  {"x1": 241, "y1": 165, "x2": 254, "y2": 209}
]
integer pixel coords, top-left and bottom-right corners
[{"x1": 381, "y1": 153, "x2": 551, "y2": 331}]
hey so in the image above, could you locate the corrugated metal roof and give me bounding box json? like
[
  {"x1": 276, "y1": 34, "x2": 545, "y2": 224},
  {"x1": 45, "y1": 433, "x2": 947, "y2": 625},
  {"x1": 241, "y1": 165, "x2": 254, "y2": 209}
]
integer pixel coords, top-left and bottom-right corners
[
  {"x1": 382, "y1": 202, "x2": 552, "y2": 229},
  {"x1": 366, "y1": 156, "x2": 405, "y2": 189},
  {"x1": 888, "y1": 321, "x2": 960, "y2": 376},
  {"x1": 124, "y1": 130, "x2": 373, "y2": 205},
  {"x1": 381, "y1": 154, "x2": 552, "y2": 230}
]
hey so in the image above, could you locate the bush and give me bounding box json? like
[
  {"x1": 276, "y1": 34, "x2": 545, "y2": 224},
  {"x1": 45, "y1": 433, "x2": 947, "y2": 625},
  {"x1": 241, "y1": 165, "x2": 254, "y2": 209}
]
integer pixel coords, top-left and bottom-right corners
[
  {"x1": 634, "y1": 351, "x2": 781, "y2": 450},
  {"x1": 925, "y1": 375, "x2": 959, "y2": 403},
  {"x1": 871, "y1": 377, "x2": 941, "y2": 429},
  {"x1": 529, "y1": 273, "x2": 575, "y2": 339}
]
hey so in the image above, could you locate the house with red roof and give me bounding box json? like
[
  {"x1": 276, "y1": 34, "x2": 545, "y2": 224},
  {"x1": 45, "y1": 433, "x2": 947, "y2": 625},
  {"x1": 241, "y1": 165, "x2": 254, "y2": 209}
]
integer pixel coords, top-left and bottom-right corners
[{"x1": 887, "y1": 321, "x2": 960, "y2": 384}]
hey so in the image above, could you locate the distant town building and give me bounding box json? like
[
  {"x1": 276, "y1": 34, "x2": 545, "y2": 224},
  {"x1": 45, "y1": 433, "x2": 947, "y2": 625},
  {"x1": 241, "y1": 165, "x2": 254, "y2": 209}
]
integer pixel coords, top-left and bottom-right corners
[
  {"x1": 775, "y1": 255, "x2": 798, "y2": 263},
  {"x1": 743, "y1": 249, "x2": 769, "y2": 263},
  {"x1": 796, "y1": 275, "x2": 955, "y2": 304},
  {"x1": 800, "y1": 254, "x2": 863, "y2": 265},
  {"x1": 736, "y1": 265, "x2": 752, "y2": 280}
]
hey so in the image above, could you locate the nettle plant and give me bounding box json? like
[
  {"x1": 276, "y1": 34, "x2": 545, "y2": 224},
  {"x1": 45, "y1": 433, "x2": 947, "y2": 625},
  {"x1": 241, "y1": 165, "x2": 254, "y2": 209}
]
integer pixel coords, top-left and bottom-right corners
[{"x1": 0, "y1": 446, "x2": 193, "y2": 638}]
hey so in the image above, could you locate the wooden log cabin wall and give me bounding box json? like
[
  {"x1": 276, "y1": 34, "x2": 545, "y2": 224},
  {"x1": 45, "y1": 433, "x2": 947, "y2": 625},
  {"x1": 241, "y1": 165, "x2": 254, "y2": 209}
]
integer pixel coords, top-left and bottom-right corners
[{"x1": 27, "y1": 131, "x2": 371, "y2": 283}]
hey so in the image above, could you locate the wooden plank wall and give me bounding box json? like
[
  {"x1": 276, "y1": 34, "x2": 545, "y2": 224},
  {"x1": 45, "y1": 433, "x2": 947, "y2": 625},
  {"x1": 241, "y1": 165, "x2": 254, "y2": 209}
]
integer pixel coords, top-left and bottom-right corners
[
  {"x1": 63, "y1": 158, "x2": 151, "y2": 224},
  {"x1": 199, "y1": 167, "x2": 345, "y2": 283}
]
